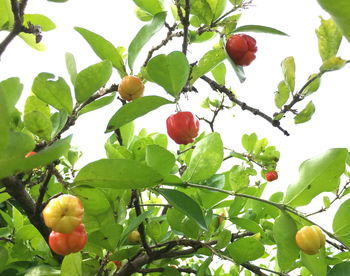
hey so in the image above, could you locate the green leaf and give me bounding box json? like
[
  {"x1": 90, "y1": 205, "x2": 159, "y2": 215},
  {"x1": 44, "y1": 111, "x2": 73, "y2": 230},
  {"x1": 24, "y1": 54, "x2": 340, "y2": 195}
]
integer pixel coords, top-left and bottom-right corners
[
  {"x1": 0, "y1": 135, "x2": 72, "y2": 179},
  {"x1": 211, "y1": 62, "x2": 226, "y2": 85},
  {"x1": 32, "y1": 73, "x2": 73, "y2": 114},
  {"x1": 0, "y1": 246, "x2": 8, "y2": 272},
  {"x1": 241, "y1": 133, "x2": 257, "y2": 153},
  {"x1": 275, "y1": 81, "x2": 290, "y2": 109},
  {"x1": 24, "y1": 265, "x2": 60, "y2": 276},
  {"x1": 281, "y1": 56, "x2": 295, "y2": 92},
  {"x1": 128, "y1": 12, "x2": 166, "y2": 70},
  {"x1": 294, "y1": 101, "x2": 316, "y2": 124},
  {"x1": 23, "y1": 14, "x2": 56, "y2": 31},
  {"x1": 74, "y1": 159, "x2": 163, "y2": 189},
  {"x1": 78, "y1": 93, "x2": 116, "y2": 116},
  {"x1": 197, "y1": 174, "x2": 228, "y2": 209},
  {"x1": 18, "y1": 33, "x2": 46, "y2": 51},
  {"x1": 327, "y1": 262, "x2": 350, "y2": 276},
  {"x1": 74, "y1": 60, "x2": 112, "y2": 103},
  {"x1": 65, "y1": 52, "x2": 77, "y2": 85},
  {"x1": 190, "y1": 48, "x2": 226, "y2": 85},
  {"x1": 146, "y1": 51, "x2": 190, "y2": 98},
  {"x1": 273, "y1": 212, "x2": 299, "y2": 271},
  {"x1": 24, "y1": 111, "x2": 53, "y2": 140},
  {"x1": 74, "y1": 27, "x2": 127, "y2": 78},
  {"x1": 207, "y1": 0, "x2": 227, "y2": 20},
  {"x1": 233, "y1": 24, "x2": 288, "y2": 36},
  {"x1": 158, "y1": 188, "x2": 208, "y2": 230},
  {"x1": 0, "y1": 77, "x2": 23, "y2": 108},
  {"x1": 215, "y1": 229, "x2": 232, "y2": 249},
  {"x1": 316, "y1": 17, "x2": 343, "y2": 61},
  {"x1": 320, "y1": 56, "x2": 347, "y2": 72},
  {"x1": 135, "y1": 7, "x2": 153, "y2": 21},
  {"x1": 145, "y1": 144, "x2": 175, "y2": 176},
  {"x1": 333, "y1": 198, "x2": 350, "y2": 243},
  {"x1": 0, "y1": 131, "x2": 35, "y2": 159},
  {"x1": 133, "y1": 0, "x2": 165, "y2": 15},
  {"x1": 0, "y1": 0, "x2": 14, "y2": 30},
  {"x1": 106, "y1": 95, "x2": 173, "y2": 132},
  {"x1": 224, "y1": 45, "x2": 246, "y2": 83},
  {"x1": 187, "y1": 0, "x2": 214, "y2": 25},
  {"x1": 301, "y1": 251, "x2": 327, "y2": 276},
  {"x1": 0, "y1": 87, "x2": 9, "y2": 151},
  {"x1": 197, "y1": 256, "x2": 213, "y2": 276},
  {"x1": 284, "y1": 148, "x2": 348, "y2": 207},
  {"x1": 231, "y1": 217, "x2": 263, "y2": 234},
  {"x1": 317, "y1": 0, "x2": 350, "y2": 42},
  {"x1": 182, "y1": 132, "x2": 224, "y2": 183},
  {"x1": 227, "y1": 237, "x2": 265, "y2": 264},
  {"x1": 61, "y1": 252, "x2": 82, "y2": 276},
  {"x1": 302, "y1": 74, "x2": 321, "y2": 97},
  {"x1": 161, "y1": 267, "x2": 181, "y2": 276},
  {"x1": 51, "y1": 110, "x2": 68, "y2": 137}
]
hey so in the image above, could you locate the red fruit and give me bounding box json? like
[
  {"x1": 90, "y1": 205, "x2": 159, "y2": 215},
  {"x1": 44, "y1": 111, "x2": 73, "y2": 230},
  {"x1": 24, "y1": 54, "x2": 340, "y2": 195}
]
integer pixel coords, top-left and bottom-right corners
[
  {"x1": 25, "y1": 151, "x2": 37, "y2": 158},
  {"x1": 166, "y1": 112, "x2": 200, "y2": 145},
  {"x1": 266, "y1": 171, "x2": 278, "y2": 182},
  {"x1": 225, "y1": 34, "x2": 257, "y2": 66},
  {"x1": 48, "y1": 224, "x2": 88, "y2": 256},
  {"x1": 113, "y1": 260, "x2": 122, "y2": 271}
]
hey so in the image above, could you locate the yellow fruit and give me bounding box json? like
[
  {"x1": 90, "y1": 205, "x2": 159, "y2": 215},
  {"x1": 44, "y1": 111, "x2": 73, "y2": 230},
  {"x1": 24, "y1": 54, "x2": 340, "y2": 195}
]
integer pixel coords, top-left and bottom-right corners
[
  {"x1": 295, "y1": 225, "x2": 326, "y2": 255},
  {"x1": 118, "y1": 76, "x2": 144, "y2": 101},
  {"x1": 42, "y1": 194, "x2": 84, "y2": 234},
  {"x1": 128, "y1": 230, "x2": 140, "y2": 243}
]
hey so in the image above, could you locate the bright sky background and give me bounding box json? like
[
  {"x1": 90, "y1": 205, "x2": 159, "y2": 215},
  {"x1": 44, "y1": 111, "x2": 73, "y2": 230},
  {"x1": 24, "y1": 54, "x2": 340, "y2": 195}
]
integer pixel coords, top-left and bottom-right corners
[{"x1": 1, "y1": 0, "x2": 350, "y2": 230}]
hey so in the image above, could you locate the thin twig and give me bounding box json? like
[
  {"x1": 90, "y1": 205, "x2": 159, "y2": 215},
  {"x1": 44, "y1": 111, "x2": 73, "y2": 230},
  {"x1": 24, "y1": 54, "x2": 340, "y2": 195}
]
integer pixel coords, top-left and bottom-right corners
[{"x1": 35, "y1": 164, "x2": 54, "y2": 215}]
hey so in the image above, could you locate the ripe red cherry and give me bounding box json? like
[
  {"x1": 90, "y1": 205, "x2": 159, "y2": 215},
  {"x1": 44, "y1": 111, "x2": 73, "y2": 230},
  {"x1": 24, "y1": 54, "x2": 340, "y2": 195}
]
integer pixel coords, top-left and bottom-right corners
[
  {"x1": 166, "y1": 112, "x2": 200, "y2": 145},
  {"x1": 48, "y1": 224, "x2": 88, "y2": 256},
  {"x1": 265, "y1": 171, "x2": 278, "y2": 182},
  {"x1": 225, "y1": 34, "x2": 257, "y2": 66}
]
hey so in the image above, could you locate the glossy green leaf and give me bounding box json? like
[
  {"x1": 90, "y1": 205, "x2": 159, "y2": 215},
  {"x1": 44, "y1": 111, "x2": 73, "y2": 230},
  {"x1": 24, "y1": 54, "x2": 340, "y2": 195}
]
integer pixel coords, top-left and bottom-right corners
[
  {"x1": 241, "y1": 133, "x2": 257, "y2": 153},
  {"x1": 275, "y1": 81, "x2": 290, "y2": 109},
  {"x1": 51, "y1": 110, "x2": 68, "y2": 137},
  {"x1": 23, "y1": 14, "x2": 56, "y2": 31},
  {"x1": 273, "y1": 212, "x2": 299, "y2": 271},
  {"x1": 24, "y1": 111, "x2": 52, "y2": 140},
  {"x1": 0, "y1": 0, "x2": 14, "y2": 30},
  {"x1": 78, "y1": 93, "x2": 116, "y2": 116},
  {"x1": 333, "y1": 198, "x2": 350, "y2": 243},
  {"x1": 215, "y1": 229, "x2": 232, "y2": 249},
  {"x1": 167, "y1": 207, "x2": 186, "y2": 232},
  {"x1": 302, "y1": 74, "x2": 322, "y2": 97},
  {"x1": 294, "y1": 101, "x2": 316, "y2": 124},
  {"x1": 0, "y1": 77, "x2": 23, "y2": 108},
  {"x1": 187, "y1": 0, "x2": 213, "y2": 25},
  {"x1": 18, "y1": 33, "x2": 46, "y2": 51},
  {"x1": 190, "y1": 48, "x2": 226, "y2": 85},
  {"x1": 316, "y1": 17, "x2": 342, "y2": 61},
  {"x1": 133, "y1": 0, "x2": 164, "y2": 15},
  {"x1": 161, "y1": 267, "x2": 181, "y2": 276},
  {"x1": 61, "y1": 252, "x2": 82, "y2": 276},
  {"x1": 197, "y1": 174, "x2": 228, "y2": 209},
  {"x1": 145, "y1": 144, "x2": 175, "y2": 176},
  {"x1": 284, "y1": 148, "x2": 348, "y2": 206},
  {"x1": 225, "y1": 46, "x2": 246, "y2": 83},
  {"x1": 233, "y1": 24, "x2": 288, "y2": 36},
  {"x1": 189, "y1": 30, "x2": 216, "y2": 43},
  {"x1": 281, "y1": 56, "x2": 295, "y2": 92},
  {"x1": 32, "y1": 73, "x2": 73, "y2": 114},
  {"x1": 207, "y1": 0, "x2": 227, "y2": 20},
  {"x1": 197, "y1": 256, "x2": 213, "y2": 276},
  {"x1": 74, "y1": 60, "x2": 112, "y2": 103},
  {"x1": 0, "y1": 131, "x2": 35, "y2": 159},
  {"x1": 135, "y1": 7, "x2": 153, "y2": 21},
  {"x1": 146, "y1": 51, "x2": 190, "y2": 98},
  {"x1": 320, "y1": 56, "x2": 347, "y2": 72},
  {"x1": 128, "y1": 12, "x2": 166, "y2": 70},
  {"x1": 227, "y1": 237, "x2": 265, "y2": 264},
  {"x1": 74, "y1": 159, "x2": 163, "y2": 189},
  {"x1": 317, "y1": 0, "x2": 350, "y2": 42},
  {"x1": 328, "y1": 262, "x2": 350, "y2": 276},
  {"x1": 0, "y1": 87, "x2": 9, "y2": 151},
  {"x1": 301, "y1": 251, "x2": 327, "y2": 276},
  {"x1": 231, "y1": 217, "x2": 263, "y2": 234},
  {"x1": 106, "y1": 95, "x2": 173, "y2": 132},
  {"x1": 0, "y1": 135, "x2": 72, "y2": 179},
  {"x1": 24, "y1": 265, "x2": 60, "y2": 276},
  {"x1": 182, "y1": 132, "x2": 224, "y2": 183},
  {"x1": 0, "y1": 246, "x2": 8, "y2": 272},
  {"x1": 211, "y1": 62, "x2": 226, "y2": 85},
  {"x1": 65, "y1": 52, "x2": 77, "y2": 85},
  {"x1": 158, "y1": 188, "x2": 208, "y2": 230},
  {"x1": 74, "y1": 27, "x2": 127, "y2": 78}
]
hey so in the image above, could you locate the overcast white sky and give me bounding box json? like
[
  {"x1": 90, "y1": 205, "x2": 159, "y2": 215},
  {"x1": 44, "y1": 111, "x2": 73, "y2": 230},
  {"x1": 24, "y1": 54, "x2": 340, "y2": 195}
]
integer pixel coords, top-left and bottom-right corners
[{"x1": 1, "y1": 0, "x2": 350, "y2": 229}]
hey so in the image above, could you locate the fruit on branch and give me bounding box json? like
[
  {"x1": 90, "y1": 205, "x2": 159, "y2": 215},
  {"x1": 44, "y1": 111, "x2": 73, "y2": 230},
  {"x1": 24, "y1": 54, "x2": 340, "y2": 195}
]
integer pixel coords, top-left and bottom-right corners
[
  {"x1": 42, "y1": 194, "x2": 84, "y2": 234},
  {"x1": 265, "y1": 171, "x2": 278, "y2": 182},
  {"x1": 113, "y1": 260, "x2": 122, "y2": 271},
  {"x1": 118, "y1": 75, "x2": 144, "y2": 101},
  {"x1": 49, "y1": 224, "x2": 88, "y2": 256},
  {"x1": 25, "y1": 151, "x2": 37, "y2": 158},
  {"x1": 217, "y1": 213, "x2": 225, "y2": 225},
  {"x1": 128, "y1": 230, "x2": 141, "y2": 243},
  {"x1": 295, "y1": 225, "x2": 326, "y2": 255},
  {"x1": 225, "y1": 34, "x2": 257, "y2": 66},
  {"x1": 166, "y1": 111, "x2": 200, "y2": 145}
]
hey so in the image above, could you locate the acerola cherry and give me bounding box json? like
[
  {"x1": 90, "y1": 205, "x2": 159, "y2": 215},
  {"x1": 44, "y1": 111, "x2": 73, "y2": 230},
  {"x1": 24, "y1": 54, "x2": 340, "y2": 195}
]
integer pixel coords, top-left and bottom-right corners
[
  {"x1": 42, "y1": 194, "x2": 84, "y2": 234},
  {"x1": 265, "y1": 171, "x2": 278, "y2": 182},
  {"x1": 25, "y1": 151, "x2": 36, "y2": 158},
  {"x1": 118, "y1": 75, "x2": 144, "y2": 101},
  {"x1": 49, "y1": 224, "x2": 88, "y2": 256},
  {"x1": 128, "y1": 230, "x2": 140, "y2": 243},
  {"x1": 113, "y1": 260, "x2": 122, "y2": 271},
  {"x1": 295, "y1": 225, "x2": 325, "y2": 255},
  {"x1": 225, "y1": 34, "x2": 257, "y2": 66},
  {"x1": 166, "y1": 112, "x2": 200, "y2": 145}
]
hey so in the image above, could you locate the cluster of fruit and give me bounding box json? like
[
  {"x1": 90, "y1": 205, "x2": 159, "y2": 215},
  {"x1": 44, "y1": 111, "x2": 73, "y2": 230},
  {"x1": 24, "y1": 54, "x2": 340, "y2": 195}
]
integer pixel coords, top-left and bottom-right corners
[{"x1": 42, "y1": 194, "x2": 87, "y2": 256}]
